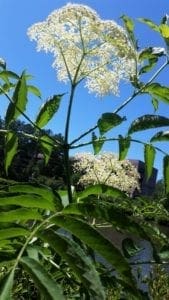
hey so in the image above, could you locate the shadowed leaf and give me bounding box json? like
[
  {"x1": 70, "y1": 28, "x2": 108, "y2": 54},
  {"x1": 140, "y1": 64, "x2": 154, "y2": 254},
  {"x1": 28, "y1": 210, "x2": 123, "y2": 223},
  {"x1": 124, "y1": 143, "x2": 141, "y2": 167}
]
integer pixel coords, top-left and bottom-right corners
[
  {"x1": 128, "y1": 115, "x2": 169, "y2": 134},
  {"x1": 20, "y1": 257, "x2": 65, "y2": 300}
]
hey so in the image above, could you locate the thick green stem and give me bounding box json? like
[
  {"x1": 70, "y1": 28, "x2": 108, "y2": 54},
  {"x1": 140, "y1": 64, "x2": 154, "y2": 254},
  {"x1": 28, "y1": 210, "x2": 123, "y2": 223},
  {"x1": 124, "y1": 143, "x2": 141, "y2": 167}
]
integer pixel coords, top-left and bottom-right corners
[{"x1": 64, "y1": 84, "x2": 76, "y2": 204}]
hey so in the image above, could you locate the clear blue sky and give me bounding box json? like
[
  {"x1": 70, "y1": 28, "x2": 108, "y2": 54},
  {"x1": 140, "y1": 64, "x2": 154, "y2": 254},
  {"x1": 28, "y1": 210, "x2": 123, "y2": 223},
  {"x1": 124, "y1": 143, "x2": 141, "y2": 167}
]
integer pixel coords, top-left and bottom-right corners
[{"x1": 0, "y1": 0, "x2": 169, "y2": 179}]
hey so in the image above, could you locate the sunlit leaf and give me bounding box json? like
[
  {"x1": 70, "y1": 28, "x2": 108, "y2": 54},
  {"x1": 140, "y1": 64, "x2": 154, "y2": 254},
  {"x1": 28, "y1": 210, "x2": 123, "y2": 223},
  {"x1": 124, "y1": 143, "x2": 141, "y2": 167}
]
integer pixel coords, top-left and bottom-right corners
[
  {"x1": 151, "y1": 98, "x2": 159, "y2": 112},
  {"x1": 0, "y1": 227, "x2": 29, "y2": 240},
  {"x1": 118, "y1": 135, "x2": 131, "y2": 160},
  {"x1": 35, "y1": 94, "x2": 63, "y2": 128},
  {"x1": 144, "y1": 144, "x2": 156, "y2": 180},
  {"x1": 4, "y1": 131, "x2": 18, "y2": 175},
  {"x1": 92, "y1": 132, "x2": 105, "y2": 155},
  {"x1": 20, "y1": 257, "x2": 65, "y2": 300},
  {"x1": 0, "y1": 208, "x2": 42, "y2": 222},
  {"x1": 8, "y1": 183, "x2": 62, "y2": 210},
  {"x1": 0, "y1": 193, "x2": 55, "y2": 211},
  {"x1": 27, "y1": 85, "x2": 41, "y2": 98},
  {"x1": 39, "y1": 230, "x2": 106, "y2": 300},
  {"x1": 120, "y1": 15, "x2": 137, "y2": 48},
  {"x1": 98, "y1": 113, "x2": 125, "y2": 136},
  {"x1": 151, "y1": 130, "x2": 169, "y2": 142},
  {"x1": 138, "y1": 18, "x2": 159, "y2": 32},
  {"x1": 5, "y1": 71, "x2": 27, "y2": 126},
  {"x1": 128, "y1": 115, "x2": 169, "y2": 134},
  {"x1": 163, "y1": 155, "x2": 169, "y2": 194},
  {"x1": 76, "y1": 184, "x2": 127, "y2": 200},
  {"x1": 144, "y1": 83, "x2": 169, "y2": 104}
]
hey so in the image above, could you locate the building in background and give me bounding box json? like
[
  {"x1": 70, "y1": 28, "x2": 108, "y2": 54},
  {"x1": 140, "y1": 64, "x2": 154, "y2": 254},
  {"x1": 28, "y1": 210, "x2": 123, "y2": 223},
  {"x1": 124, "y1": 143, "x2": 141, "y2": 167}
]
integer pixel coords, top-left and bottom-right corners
[{"x1": 129, "y1": 160, "x2": 158, "y2": 196}]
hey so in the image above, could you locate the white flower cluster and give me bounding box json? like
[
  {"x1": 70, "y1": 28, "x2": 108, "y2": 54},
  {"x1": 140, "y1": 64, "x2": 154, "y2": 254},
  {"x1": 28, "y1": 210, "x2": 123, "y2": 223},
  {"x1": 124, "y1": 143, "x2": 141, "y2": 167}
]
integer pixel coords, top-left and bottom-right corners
[
  {"x1": 27, "y1": 3, "x2": 137, "y2": 96},
  {"x1": 72, "y1": 152, "x2": 140, "y2": 195}
]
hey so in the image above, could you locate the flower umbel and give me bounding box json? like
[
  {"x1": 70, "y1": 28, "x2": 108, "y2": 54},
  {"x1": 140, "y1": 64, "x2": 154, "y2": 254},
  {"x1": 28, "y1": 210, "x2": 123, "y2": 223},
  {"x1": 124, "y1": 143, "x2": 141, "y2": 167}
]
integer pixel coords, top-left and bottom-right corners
[
  {"x1": 72, "y1": 152, "x2": 140, "y2": 195},
  {"x1": 28, "y1": 3, "x2": 137, "y2": 96}
]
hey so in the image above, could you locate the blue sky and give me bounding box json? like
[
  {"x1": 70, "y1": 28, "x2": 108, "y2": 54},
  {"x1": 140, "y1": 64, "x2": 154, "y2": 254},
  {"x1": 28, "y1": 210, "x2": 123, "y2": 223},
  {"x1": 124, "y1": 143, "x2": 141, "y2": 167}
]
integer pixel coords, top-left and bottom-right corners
[{"x1": 0, "y1": 0, "x2": 169, "y2": 179}]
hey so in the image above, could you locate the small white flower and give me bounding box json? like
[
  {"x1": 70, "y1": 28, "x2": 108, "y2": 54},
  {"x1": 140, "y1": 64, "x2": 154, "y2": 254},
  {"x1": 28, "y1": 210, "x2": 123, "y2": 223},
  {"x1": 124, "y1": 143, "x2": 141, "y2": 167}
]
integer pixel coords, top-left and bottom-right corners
[
  {"x1": 28, "y1": 3, "x2": 137, "y2": 96},
  {"x1": 72, "y1": 152, "x2": 140, "y2": 195}
]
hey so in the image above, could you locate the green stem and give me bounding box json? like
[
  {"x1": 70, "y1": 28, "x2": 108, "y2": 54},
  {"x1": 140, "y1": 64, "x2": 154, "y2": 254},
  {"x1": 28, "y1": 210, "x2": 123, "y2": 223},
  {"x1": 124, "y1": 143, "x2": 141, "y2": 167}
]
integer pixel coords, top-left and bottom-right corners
[
  {"x1": 64, "y1": 84, "x2": 76, "y2": 203},
  {"x1": 70, "y1": 59, "x2": 169, "y2": 146}
]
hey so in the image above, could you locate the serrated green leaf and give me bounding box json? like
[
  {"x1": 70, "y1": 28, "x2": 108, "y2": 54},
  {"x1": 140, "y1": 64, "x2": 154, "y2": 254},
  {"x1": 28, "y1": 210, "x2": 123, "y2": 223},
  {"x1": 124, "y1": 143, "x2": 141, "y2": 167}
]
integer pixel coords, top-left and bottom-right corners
[
  {"x1": 4, "y1": 131, "x2": 18, "y2": 175},
  {"x1": 39, "y1": 230, "x2": 105, "y2": 300},
  {"x1": 138, "y1": 18, "x2": 159, "y2": 32},
  {"x1": 163, "y1": 155, "x2": 169, "y2": 194},
  {"x1": 5, "y1": 72, "x2": 27, "y2": 126},
  {"x1": 0, "y1": 227, "x2": 29, "y2": 240},
  {"x1": 144, "y1": 83, "x2": 169, "y2": 104},
  {"x1": 27, "y1": 85, "x2": 41, "y2": 98},
  {"x1": 144, "y1": 144, "x2": 156, "y2": 180},
  {"x1": 35, "y1": 94, "x2": 63, "y2": 128},
  {"x1": 0, "y1": 270, "x2": 14, "y2": 300},
  {"x1": 40, "y1": 135, "x2": 54, "y2": 164},
  {"x1": 8, "y1": 183, "x2": 62, "y2": 210},
  {"x1": 118, "y1": 135, "x2": 131, "y2": 160},
  {"x1": 151, "y1": 130, "x2": 169, "y2": 142},
  {"x1": 63, "y1": 201, "x2": 148, "y2": 239},
  {"x1": 77, "y1": 184, "x2": 127, "y2": 201},
  {"x1": 20, "y1": 257, "x2": 65, "y2": 300},
  {"x1": 98, "y1": 113, "x2": 125, "y2": 136},
  {"x1": 0, "y1": 193, "x2": 55, "y2": 211},
  {"x1": 51, "y1": 216, "x2": 138, "y2": 291},
  {"x1": 92, "y1": 133, "x2": 105, "y2": 155},
  {"x1": 0, "y1": 208, "x2": 42, "y2": 222},
  {"x1": 128, "y1": 115, "x2": 169, "y2": 134}
]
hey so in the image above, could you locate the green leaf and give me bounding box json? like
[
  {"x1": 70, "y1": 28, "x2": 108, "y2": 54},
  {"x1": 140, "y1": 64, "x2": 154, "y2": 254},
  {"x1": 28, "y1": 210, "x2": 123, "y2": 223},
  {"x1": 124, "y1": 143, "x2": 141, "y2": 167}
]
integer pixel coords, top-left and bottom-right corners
[
  {"x1": 35, "y1": 95, "x2": 63, "y2": 128},
  {"x1": 118, "y1": 135, "x2": 131, "y2": 160},
  {"x1": 92, "y1": 132, "x2": 105, "y2": 155},
  {"x1": 0, "y1": 270, "x2": 14, "y2": 300},
  {"x1": 0, "y1": 70, "x2": 19, "y2": 80},
  {"x1": 20, "y1": 257, "x2": 65, "y2": 300},
  {"x1": 98, "y1": 113, "x2": 125, "y2": 136},
  {"x1": 27, "y1": 85, "x2": 41, "y2": 98},
  {"x1": 120, "y1": 15, "x2": 137, "y2": 48},
  {"x1": 122, "y1": 238, "x2": 142, "y2": 259},
  {"x1": 138, "y1": 47, "x2": 164, "y2": 74},
  {"x1": 0, "y1": 208, "x2": 42, "y2": 222},
  {"x1": 151, "y1": 130, "x2": 169, "y2": 142},
  {"x1": 76, "y1": 184, "x2": 127, "y2": 201},
  {"x1": 0, "y1": 227, "x2": 29, "y2": 240},
  {"x1": 163, "y1": 155, "x2": 169, "y2": 194},
  {"x1": 144, "y1": 144, "x2": 156, "y2": 180},
  {"x1": 138, "y1": 18, "x2": 159, "y2": 32},
  {"x1": 159, "y1": 24, "x2": 169, "y2": 38},
  {"x1": 128, "y1": 115, "x2": 169, "y2": 134},
  {"x1": 51, "y1": 215, "x2": 139, "y2": 294},
  {"x1": 40, "y1": 135, "x2": 54, "y2": 164},
  {"x1": 39, "y1": 230, "x2": 106, "y2": 300},
  {"x1": 5, "y1": 72, "x2": 27, "y2": 126},
  {"x1": 0, "y1": 193, "x2": 55, "y2": 211},
  {"x1": 63, "y1": 201, "x2": 148, "y2": 239},
  {"x1": 151, "y1": 98, "x2": 159, "y2": 112},
  {"x1": 4, "y1": 131, "x2": 18, "y2": 175},
  {"x1": 8, "y1": 183, "x2": 62, "y2": 211},
  {"x1": 144, "y1": 83, "x2": 169, "y2": 104}
]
